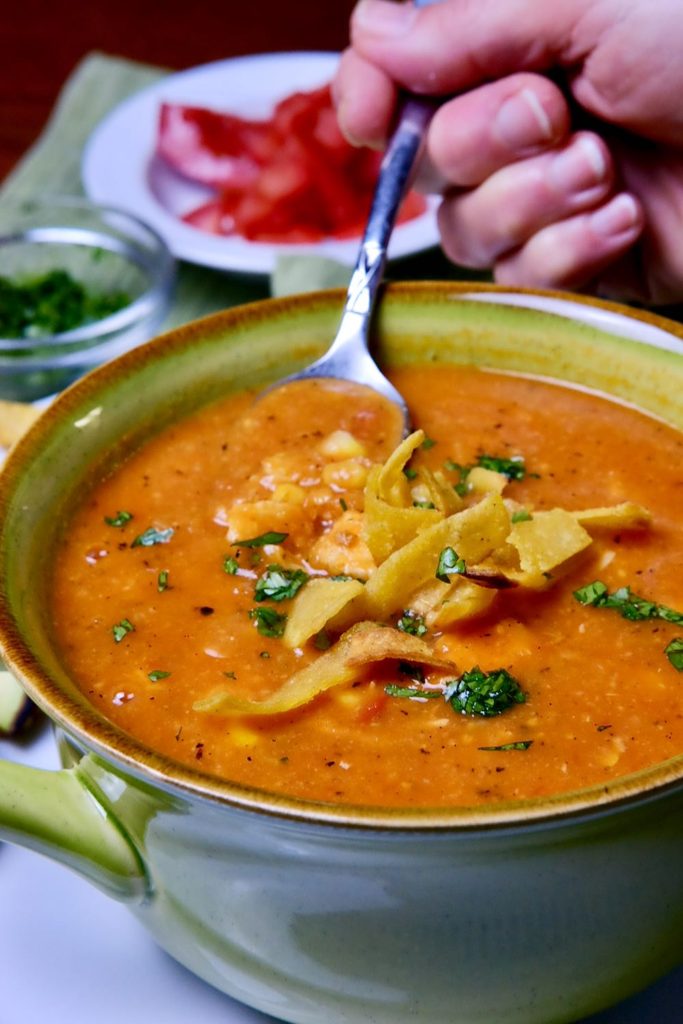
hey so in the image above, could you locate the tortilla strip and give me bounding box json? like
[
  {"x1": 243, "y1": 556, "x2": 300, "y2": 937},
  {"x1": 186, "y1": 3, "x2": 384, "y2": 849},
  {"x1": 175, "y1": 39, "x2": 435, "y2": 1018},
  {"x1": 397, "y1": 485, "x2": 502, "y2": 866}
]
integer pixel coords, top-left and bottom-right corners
[
  {"x1": 194, "y1": 621, "x2": 456, "y2": 716},
  {"x1": 363, "y1": 464, "x2": 442, "y2": 563},
  {"x1": 572, "y1": 502, "x2": 652, "y2": 529},
  {"x1": 509, "y1": 508, "x2": 592, "y2": 575},
  {"x1": 357, "y1": 492, "x2": 512, "y2": 623},
  {"x1": 283, "y1": 577, "x2": 365, "y2": 648},
  {"x1": 0, "y1": 400, "x2": 41, "y2": 448}
]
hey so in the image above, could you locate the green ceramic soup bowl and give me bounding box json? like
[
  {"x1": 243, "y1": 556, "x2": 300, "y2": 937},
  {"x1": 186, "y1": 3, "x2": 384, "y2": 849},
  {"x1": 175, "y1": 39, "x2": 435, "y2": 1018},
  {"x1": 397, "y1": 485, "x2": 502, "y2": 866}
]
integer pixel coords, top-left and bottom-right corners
[{"x1": 1, "y1": 283, "x2": 682, "y2": 1024}]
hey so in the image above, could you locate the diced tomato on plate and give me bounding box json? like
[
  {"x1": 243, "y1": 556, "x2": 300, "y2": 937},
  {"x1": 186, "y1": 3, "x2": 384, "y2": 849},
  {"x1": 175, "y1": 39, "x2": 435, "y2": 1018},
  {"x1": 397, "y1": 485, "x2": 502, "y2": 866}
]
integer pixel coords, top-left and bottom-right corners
[{"x1": 157, "y1": 85, "x2": 426, "y2": 243}]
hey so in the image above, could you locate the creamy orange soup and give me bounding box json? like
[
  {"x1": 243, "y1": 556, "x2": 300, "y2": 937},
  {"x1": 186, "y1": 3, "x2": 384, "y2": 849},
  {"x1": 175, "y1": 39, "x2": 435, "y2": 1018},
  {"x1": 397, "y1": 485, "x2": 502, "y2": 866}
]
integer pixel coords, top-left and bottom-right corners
[{"x1": 51, "y1": 367, "x2": 683, "y2": 807}]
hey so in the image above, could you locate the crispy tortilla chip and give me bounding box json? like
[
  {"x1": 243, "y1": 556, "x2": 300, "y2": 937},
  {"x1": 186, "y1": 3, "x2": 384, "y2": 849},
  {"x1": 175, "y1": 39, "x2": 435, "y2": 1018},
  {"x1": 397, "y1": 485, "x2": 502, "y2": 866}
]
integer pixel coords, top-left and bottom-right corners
[
  {"x1": 426, "y1": 578, "x2": 497, "y2": 627},
  {"x1": 509, "y1": 508, "x2": 592, "y2": 575},
  {"x1": 572, "y1": 502, "x2": 651, "y2": 529},
  {"x1": 363, "y1": 464, "x2": 442, "y2": 563},
  {"x1": 466, "y1": 466, "x2": 508, "y2": 495},
  {"x1": 339, "y1": 493, "x2": 511, "y2": 628},
  {"x1": 376, "y1": 430, "x2": 424, "y2": 505},
  {"x1": 195, "y1": 621, "x2": 456, "y2": 716},
  {"x1": 283, "y1": 577, "x2": 365, "y2": 648},
  {"x1": 0, "y1": 400, "x2": 41, "y2": 448}
]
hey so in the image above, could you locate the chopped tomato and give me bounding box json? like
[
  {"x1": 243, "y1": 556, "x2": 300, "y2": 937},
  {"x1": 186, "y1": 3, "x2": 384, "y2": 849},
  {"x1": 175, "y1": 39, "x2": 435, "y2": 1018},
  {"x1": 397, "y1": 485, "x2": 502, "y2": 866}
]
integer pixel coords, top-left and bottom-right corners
[{"x1": 161, "y1": 85, "x2": 427, "y2": 243}]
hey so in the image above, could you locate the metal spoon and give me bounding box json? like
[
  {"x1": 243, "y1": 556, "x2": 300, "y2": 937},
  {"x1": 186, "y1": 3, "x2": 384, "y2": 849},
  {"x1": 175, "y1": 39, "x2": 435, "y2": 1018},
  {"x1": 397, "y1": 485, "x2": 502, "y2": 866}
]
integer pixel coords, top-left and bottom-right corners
[{"x1": 276, "y1": 93, "x2": 435, "y2": 433}]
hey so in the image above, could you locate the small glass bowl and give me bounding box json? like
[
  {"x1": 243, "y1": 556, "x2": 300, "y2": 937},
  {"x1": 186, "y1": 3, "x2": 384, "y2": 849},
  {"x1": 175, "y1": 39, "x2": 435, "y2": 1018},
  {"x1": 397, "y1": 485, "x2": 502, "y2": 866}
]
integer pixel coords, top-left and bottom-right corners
[{"x1": 0, "y1": 197, "x2": 176, "y2": 401}]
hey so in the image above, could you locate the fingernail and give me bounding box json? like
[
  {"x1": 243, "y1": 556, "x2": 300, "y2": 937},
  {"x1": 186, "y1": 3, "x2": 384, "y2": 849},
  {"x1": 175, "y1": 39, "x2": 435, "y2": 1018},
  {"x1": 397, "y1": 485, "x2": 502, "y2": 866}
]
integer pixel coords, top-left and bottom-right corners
[
  {"x1": 591, "y1": 194, "x2": 640, "y2": 237},
  {"x1": 353, "y1": 0, "x2": 418, "y2": 36},
  {"x1": 551, "y1": 136, "x2": 607, "y2": 193},
  {"x1": 495, "y1": 88, "x2": 554, "y2": 150}
]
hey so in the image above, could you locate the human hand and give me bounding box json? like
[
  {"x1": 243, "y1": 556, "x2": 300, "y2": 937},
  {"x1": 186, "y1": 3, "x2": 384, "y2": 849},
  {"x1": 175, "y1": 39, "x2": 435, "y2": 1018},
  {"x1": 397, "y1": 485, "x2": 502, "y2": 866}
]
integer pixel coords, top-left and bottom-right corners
[{"x1": 334, "y1": 0, "x2": 683, "y2": 304}]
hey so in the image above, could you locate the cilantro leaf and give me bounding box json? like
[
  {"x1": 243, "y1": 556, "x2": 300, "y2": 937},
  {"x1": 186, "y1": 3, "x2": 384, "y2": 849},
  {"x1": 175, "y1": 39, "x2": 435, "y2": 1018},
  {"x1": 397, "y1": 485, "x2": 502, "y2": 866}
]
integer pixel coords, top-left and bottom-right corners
[
  {"x1": 157, "y1": 570, "x2": 170, "y2": 592},
  {"x1": 148, "y1": 670, "x2": 171, "y2": 681},
  {"x1": 131, "y1": 526, "x2": 174, "y2": 548},
  {"x1": 223, "y1": 556, "x2": 240, "y2": 575},
  {"x1": 574, "y1": 580, "x2": 683, "y2": 624},
  {"x1": 104, "y1": 510, "x2": 133, "y2": 528},
  {"x1": 112, "y1": 618, "x2": 135, "y2": 643},
  {"x1": 511, "y1": 508, "x2": 532, "y2": 523},
  {"x1": 436, "y1": 546, "x2": 466, "y2": 583},
  {"x1": 476, "y1": 454, "x2": 527, "y2": 480},
  {"x1": 249, "y1": 606, "x2": 287, "y2": 638},
  {"x1": 445, "y1": 667, "x2": 526, "y2": 717},
  {"x1": 397, "y1": 611, "x2": 427, "y2": 637},
  {"x1": 255, "y1": 565, "x2": 309, "y2": 602},
  {"x1": 233, "y1": 531, "x2": 288, "y2": 548},
  {"x1": 385, "y1": 684, "x2": 441, "y2": 700},
  {"x1": 665, "y1": 637, "x2": 683, "y2": 671}
]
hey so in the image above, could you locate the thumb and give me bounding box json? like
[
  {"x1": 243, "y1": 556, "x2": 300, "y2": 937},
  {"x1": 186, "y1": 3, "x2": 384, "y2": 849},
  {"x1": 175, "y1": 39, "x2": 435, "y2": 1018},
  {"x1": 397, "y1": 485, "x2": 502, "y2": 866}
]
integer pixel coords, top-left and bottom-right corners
[{"x1": 350, "y1": 0, "x2": 592, "y2": 95}]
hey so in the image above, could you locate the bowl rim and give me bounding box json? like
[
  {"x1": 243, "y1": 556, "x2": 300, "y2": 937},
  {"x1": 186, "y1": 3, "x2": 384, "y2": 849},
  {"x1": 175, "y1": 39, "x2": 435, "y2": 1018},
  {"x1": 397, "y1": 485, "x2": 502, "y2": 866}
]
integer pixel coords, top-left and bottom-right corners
[
  {"x1": 2, "y1": 280, "x2": 683, "y2": 832},
  {"x1": 0, "y1": 195, "x2": 176, "y2": 351}
]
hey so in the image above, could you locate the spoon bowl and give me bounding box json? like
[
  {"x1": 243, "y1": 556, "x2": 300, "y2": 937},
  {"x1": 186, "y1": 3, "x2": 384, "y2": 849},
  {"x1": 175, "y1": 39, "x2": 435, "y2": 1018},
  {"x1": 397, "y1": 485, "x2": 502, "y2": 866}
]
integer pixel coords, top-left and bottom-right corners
[{"x1": 273, "y1": 95, "x2": 435, "y2": 434}]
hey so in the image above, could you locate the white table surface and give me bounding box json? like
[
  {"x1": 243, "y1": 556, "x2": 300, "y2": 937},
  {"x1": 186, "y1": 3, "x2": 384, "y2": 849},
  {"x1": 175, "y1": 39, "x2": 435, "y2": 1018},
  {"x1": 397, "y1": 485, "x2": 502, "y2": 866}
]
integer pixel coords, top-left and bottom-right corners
[{"x1": 1, "y1": 725, "x2": 681, "y2": 1024}]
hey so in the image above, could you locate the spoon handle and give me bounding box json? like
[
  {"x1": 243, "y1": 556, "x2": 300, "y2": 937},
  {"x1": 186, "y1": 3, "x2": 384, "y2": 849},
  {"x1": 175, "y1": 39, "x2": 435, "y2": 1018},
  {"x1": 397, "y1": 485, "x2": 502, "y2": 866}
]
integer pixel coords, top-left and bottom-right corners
[{"x1": 342, "y1": 96, "x2": 435, "y2": 321}]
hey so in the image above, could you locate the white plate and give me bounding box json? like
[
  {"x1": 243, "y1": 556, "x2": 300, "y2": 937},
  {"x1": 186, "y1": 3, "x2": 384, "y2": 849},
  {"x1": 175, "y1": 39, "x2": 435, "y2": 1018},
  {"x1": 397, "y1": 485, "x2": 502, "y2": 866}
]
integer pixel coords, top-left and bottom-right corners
[
  {"x1": 1, "y1": 724, "x2": 681, "y2": 1023},
  {"x1": 82, "y1": 52, "x2": 440, "y2": 275}
]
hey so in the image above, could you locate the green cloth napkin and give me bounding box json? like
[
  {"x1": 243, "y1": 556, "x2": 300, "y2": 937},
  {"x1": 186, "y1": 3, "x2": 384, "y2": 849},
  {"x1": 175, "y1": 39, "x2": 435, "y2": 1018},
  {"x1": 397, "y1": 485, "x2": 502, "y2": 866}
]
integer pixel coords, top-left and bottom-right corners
[{"x1": 0, "y1": 51, "x2": 468, "y2": 333}]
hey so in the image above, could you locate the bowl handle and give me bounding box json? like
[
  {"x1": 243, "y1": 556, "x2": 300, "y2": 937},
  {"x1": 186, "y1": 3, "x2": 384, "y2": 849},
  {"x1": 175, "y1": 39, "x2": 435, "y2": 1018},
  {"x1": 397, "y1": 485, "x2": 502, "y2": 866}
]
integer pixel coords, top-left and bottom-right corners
[{"x1": 0, "y1": 755, "x2": 148, "y2": 901}]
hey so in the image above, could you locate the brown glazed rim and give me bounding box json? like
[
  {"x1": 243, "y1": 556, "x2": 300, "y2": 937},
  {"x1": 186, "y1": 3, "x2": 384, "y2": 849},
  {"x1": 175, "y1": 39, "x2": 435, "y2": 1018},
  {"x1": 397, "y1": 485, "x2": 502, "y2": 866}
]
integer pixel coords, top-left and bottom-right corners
[{"x1": 2, "y1": 281, "x2": 683, "y2": 832}]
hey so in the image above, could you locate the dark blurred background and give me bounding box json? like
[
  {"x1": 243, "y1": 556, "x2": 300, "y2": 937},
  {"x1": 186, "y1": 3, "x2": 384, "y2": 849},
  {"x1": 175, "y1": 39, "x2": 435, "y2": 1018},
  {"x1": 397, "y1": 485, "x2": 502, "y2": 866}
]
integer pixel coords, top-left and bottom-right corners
[{"x1": 0, "y1": 0, "x2": 356, "y2": 179}]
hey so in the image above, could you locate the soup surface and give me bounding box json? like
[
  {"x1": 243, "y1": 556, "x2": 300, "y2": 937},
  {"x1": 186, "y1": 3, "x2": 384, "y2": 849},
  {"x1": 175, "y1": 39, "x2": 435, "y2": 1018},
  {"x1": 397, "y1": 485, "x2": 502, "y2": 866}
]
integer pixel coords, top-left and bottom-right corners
[{"x1": 51, "y1": 367, "x2": 683, "y2": 808}]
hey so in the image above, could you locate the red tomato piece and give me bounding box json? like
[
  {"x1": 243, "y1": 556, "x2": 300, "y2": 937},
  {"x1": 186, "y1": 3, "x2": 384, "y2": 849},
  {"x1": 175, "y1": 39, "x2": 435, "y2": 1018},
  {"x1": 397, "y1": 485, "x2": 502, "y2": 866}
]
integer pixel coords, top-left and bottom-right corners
[{"x1": 159, "y1": 85, "x2": 427, "y2": 243}]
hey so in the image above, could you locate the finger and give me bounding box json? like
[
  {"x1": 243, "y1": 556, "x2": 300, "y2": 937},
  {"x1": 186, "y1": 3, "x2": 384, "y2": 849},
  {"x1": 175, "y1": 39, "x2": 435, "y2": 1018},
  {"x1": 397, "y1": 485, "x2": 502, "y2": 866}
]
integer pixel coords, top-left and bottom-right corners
[
  {"x1": 351, "y1": 0, "x2": 586, "y2": 94},
  {"x1": 426, "y1": 73, "x2": 570, "y2": 188},
  {"x1": 491, "y1": 193, "x2": 644, "y2": 291},
  {"x1": 437, "y1": 132, "x2": 614, "y2": 267},
  {"x1": 333, "y1": 48, "x2": 397, "y2": 148}
]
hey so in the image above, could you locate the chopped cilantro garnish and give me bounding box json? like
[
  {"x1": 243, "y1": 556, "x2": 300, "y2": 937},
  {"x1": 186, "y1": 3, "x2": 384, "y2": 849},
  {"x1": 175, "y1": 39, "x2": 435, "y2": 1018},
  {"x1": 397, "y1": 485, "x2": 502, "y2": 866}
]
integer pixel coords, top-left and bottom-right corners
[
  {"x1": 148, "y1": 670, "x2": 171, "y2": 681},
  {"x1": 339, "y1": 497, "x2": 348, "y2": 511},
  {"x1": 112, "y1": 618, "x2": 134, "y2": 643},
  {"x1": 421, "y1": 437, "x2": 436, "y2": 450},
  {"x1": 445, "y1": 667, "x2": 526, "y2": 717},
  {"x1": 397, "y1": 611, "x2": 428, "y2": 637},
  {"x1": 223, "y1": 556, "x2": 239, "y2": 575},
  {"x1": 413, "y1": 500, "x2": 436, "y2": 509},
  {"x1": 436, "y1": 546, "x2": 466, "y2": 583},
  {"x1": 385, "y1": 684, "x2": 441, "y2": 700},
  {"x1": 479, "y1": 740, "x2": 533, "y2": 751},
  {"x1": 574, "y1": 580, "x2": 683, "y2": 623},
  {"x1": 511, "y1": 508, "x2": 532, "y2": 523},
  {"x1": 403, "y1": 466, "x2": 418, "y2": 480},
  {"x1": 249, "y1": 606, "x2": 287, "y2": 638},
  {"x1": 444, "y1": 459, "x2": 471, "y2": 497},
  {"x1": 233, "y1": 531, "x2": 288, "y2": 548},
  {"x1": 0, "y1": 269, "x2": 130, "y2": 339},
  {"x1": 665, "y1": 637, "x2": 683, "y2": 671},
  {"x1": 255, "y1": 565, "x2": 309, "y2": 602},
  {"x1": 131, "y1": 526, "x2": 174, "y2": 548},
  {"x1": 476, "y1": 454, "x2": 527, "y2": 480},
  {"x1": 104, "y1": 510, "x2": 133, "y2": 528},
  {"x1": 157, "y1": 570, "x2": 169, "y2": 592}
]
